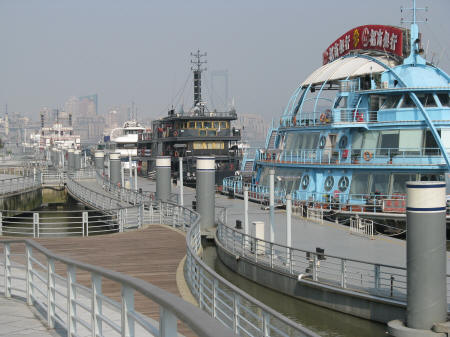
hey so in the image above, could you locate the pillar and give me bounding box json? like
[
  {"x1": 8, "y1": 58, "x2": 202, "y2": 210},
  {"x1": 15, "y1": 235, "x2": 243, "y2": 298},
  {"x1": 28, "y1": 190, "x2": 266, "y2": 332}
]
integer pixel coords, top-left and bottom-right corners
[
  {"x1": 156, "y1": 156, "x2": 171, "y2": 202},
  {"x1": 196, "y1": 157, "x2": 215, "y2": 234},
  {"x1": 269, "y1": 169, "x2": 275, "y2": 242},
  {"x1": 74, "y1": 150, "x2": 81, "y2": 170},
  {"x1": 109, "y1": 153, "x2": 121, "y2": 186},
  {"x1": 68, "y1": 149, "x2": 75, "y2": 171},
  {"x1": 406, "y1": 181, "x2": 447, "y2": 330},
  {"x1": 94, "y1": 151, "x2": 105, "y2": 172}
]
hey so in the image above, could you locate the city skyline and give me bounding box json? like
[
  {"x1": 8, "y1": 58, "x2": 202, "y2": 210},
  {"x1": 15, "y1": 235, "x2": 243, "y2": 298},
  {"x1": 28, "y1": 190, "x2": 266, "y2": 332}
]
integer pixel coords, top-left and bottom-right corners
[{"x1": 1, "y1": 0, "x2": 449, "y2": 121}]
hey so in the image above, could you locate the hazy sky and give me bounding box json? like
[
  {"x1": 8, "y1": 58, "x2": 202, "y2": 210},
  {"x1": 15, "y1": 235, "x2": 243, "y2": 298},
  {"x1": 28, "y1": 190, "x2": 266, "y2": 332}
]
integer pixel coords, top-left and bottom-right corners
[{"x1": 1, "y1": 0, "x2": 449, "y2": 122}]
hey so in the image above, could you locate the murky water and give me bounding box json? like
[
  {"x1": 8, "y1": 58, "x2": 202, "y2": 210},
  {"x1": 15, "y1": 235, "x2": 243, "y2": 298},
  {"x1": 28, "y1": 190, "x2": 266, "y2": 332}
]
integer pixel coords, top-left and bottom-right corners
[{"x1": 203, "y1": 246, "x2": 387, "y2": 337}]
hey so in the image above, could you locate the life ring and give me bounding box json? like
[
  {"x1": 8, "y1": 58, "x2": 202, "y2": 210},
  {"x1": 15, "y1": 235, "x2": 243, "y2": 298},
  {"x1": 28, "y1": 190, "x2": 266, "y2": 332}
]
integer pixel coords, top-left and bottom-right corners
[
  {"x1": 174, "y1": 151, "x2": 179, "y2": 157},
  {"x1": 320, "y1": 113, "x2": 327, "y2": 123},
  {"x1": 363, "y1": 151, "x2": 373, "y2": 161},
  {"x1": 292, "y1": 116, "x2": 297, "y2": 125},
  {"x1": 173, "y1": 130, "x2": 178, "y2": 137}
]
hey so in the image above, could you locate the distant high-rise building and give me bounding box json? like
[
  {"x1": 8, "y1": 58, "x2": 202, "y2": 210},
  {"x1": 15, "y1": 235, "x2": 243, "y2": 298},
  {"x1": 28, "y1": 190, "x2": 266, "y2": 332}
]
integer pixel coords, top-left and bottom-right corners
[{"x1": 78, "y1": 94, "x2": 98, "y2": 116}]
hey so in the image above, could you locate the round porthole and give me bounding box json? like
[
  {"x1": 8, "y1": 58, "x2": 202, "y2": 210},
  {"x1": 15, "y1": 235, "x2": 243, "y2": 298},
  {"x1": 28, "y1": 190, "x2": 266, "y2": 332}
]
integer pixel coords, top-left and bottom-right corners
[
  {"x1": 301, "y1": 175, "x2": 310, "y2": 190},
  {"x1": 324, "y1": 176, "x2": 334, "y2": 192},
  {"x1": 319, "y1": 136, "x2": 326, "y2": 149},
  {"x1": 339, "y1": 135, "x2": 348, "y2": 149},
  {"x1": 338, "y1": 176, "x2": 349, "y2": 192}
]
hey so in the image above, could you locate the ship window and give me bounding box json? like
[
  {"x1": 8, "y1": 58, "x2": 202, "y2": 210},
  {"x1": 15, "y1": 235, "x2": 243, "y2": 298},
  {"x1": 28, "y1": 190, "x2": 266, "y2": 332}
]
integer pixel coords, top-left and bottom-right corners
[
  {"x1": 400, "y1": 94, "x2": 415, "y2": 108},
  {"x1": 188, "y1": 122, "x2": 195, "y2": 128},
  {"x1": 381, "y1": 95, "x2": 401, "y2": 109},
  {"x1": 183, "y1": 122, "x2": 188, "y2": 128},
  {"x1": 349, "y1": 173, "x2": 369, "y2": 195},
  {"x1": 196, "y1": 122, "x2": 203, "y2": 128},
  {"x1": 391, "y1": 173, "x2": 416, "y2": 194},
  {"x1": 204, "y1": 121, "x2": 212, "y2": 128},
  {"x1": 351, "y1": 132, "x2": 363, "y2": 150},
  {"x1": 220, "y1": 121, "x2": 227, "y2": 128},
  {"x1": 207, "y1": 130, "x2": 216, "y2": 136},
  {"x1": 424, "y1": 129, "x2": 441, "y2": 155},
  {"x1": 324, "y1": 176, "x2": 334, "y2": 192},
  {"x1": 437, "y1": 93, "x2": 450, "y2": 107},
  {"x1": 441, "y1": 129, "x2": 450, "y2": 149},
  {"x1": 370, "y1": 174, "x2": 389, "y2": 195},
  {"x1": 416, "y1": 93, "x2": 437, "y2": 107},
  {"x1": 301, "y1": 175, "x2": 310, "y2": 190},
  {"x1": 199, "y1": 130, "x2": 206, "y2": 136},
  {"x1": 399, "y1": 130, "x2": 422, "y2": 153},
  {"x1": 378, "y1": 131, "x2": 399, "y2": 154},
  {"x1": 213, "y1": 122, "x2": 219, "y2": 128},
  {"x1": 302, "y1": 133, "x2": 319, "y2": 149},
  {"x1": 338, "y1": 176, "x2": 349, "y2": 192},
  {"x1": 362, "y1": 131, "x2": 379, "y2": 151}
]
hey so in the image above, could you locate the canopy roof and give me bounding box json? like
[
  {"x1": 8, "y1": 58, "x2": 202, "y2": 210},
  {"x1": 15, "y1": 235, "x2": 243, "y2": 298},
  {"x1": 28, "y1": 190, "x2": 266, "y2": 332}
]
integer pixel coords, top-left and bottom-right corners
[{"x1": 301, "y1": 55, "x2": 398, "y2": 87}]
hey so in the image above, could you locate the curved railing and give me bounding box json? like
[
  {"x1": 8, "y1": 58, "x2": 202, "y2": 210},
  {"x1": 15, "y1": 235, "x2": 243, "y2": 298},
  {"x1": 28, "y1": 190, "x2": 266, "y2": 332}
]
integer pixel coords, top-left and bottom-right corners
[
  {"x1": 215, "y1": 221, "x2": 450, "y2": 307},
  {"x1": 94, "y1": 173, "x2": 319, "y2": 336},
  {"x1": 0, "y1": 239, "x2": 237, "y2": 337}
]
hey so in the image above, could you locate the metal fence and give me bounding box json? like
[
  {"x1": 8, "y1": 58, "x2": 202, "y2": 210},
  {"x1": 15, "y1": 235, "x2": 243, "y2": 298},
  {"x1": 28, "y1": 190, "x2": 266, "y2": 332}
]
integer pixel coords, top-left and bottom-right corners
[
  {"x1": 0, "y1": 239, "x2": 237, "y2": 337},
  {"x1": 0, "y1": 209, "x2": 121, "y2": 237},
  {"x1": 0, "y1": 174, "x2": 40, "y2": 196},
  {"x1": 216, "y1": 221, "x2": 450, "y2": 306}
]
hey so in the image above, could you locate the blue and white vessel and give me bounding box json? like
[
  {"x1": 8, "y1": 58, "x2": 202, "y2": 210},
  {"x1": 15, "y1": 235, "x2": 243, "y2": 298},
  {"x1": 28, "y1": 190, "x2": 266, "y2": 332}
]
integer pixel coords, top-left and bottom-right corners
[{"x1": 225, "y1": 2, "x2": 450, "y2": 224}]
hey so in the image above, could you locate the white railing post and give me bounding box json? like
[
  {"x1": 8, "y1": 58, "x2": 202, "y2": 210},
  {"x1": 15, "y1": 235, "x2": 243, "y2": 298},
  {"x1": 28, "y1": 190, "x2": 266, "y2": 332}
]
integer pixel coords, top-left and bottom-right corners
[
  {"x1": 0, "y1": 211, "x2": 2, "y2": 236},
  {"x1": 67, "y1": 265, "x2": 77, "y2": 336},
  {"x1": 139, "y1": 204, "x2": 144, "y2": 228},
  {"x1": 47, "y1": 257, "x2": 55, "y2": 328},
  {"x1": 26, "y1": 244, "x2": 33, "y2": 305},
  {"x1": 83, "y1": 211, "x2": 88, "y2": 237},
  {"x1": 4, "y1": 242, "x2": 11, "y2": 298},
  {"x1": 33, "y1": 212, "x2": 39, "y2": 238},
  {"x1": 263, "y1": 311, "x2": 270, "y2": 336},
  {"x1": 91, "y1": 273, "x2": 103, "y2": 337},
  {"x1": 121, "y1": 285, "x2": 135, "y2": 337},
  {"x1": 233, "y1": 293, "x2": 240, "y2": 334},
  {"x1": 341, "y1": 259, "x2": 346, "y2": 288},
  {"x1": 159, "y1": 307, "x2": 177, "y2": 337}
]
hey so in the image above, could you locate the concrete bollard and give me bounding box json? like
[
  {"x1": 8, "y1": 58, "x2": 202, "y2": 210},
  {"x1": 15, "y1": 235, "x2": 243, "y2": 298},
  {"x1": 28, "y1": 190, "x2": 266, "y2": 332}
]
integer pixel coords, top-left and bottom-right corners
[
  {"x1": 269, "y1": 169, "x2": 275, "y2": 242},
  {"x1": 68, "y1": 149, "x2": 75, "y2": 171},
  {"x1": 388, "y1": 181, "x2": 447, "y2": 336},
  {"x1": 156, "y1": 156, "x2": 171, "y2": 202},
  {"x1": 74, "y1": 150, "x2": 81, "y2": 170},
  {"x1": 196, "y1": 157, "x2": 215, "y2": 235},
  {"x1": 109, "y1": 153, "x2": 121, "y2": 186},
  {"x1": 94, "y1": 151, "x2": 105, "y2": 172}
]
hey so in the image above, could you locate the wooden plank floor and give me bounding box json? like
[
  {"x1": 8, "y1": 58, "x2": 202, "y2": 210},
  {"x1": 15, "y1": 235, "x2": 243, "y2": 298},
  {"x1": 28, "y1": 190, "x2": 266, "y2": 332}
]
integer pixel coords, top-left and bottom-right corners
[{"x1": 33, "y1": 225, "x2": 195, "y2": 336}]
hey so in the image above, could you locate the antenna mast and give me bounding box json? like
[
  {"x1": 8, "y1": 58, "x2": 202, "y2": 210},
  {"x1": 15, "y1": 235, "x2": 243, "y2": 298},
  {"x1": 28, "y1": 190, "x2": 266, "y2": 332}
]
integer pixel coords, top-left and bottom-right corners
[
  {"x1": 190, "y1": 50, "x2": 207, "y2": 107},
  {"x1": 401, "y1": 0, "x2": 428, "y2": 65}
]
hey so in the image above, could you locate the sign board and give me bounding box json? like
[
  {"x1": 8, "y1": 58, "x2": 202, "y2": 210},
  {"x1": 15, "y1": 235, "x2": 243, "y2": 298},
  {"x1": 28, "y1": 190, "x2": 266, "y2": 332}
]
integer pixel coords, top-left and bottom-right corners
[
  {"x1": 382, "y1": 198, "x2": 406, "y2": 213},
  {"x1": 323, "y1": 25, "x2": 407, "y2": 64}
]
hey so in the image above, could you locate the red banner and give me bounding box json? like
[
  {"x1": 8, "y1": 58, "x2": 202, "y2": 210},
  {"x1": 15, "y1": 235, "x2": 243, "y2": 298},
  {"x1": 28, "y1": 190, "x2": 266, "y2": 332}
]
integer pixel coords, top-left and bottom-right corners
[{"x1": 322, "y1": 25, "x2": 405, "y2": 65}]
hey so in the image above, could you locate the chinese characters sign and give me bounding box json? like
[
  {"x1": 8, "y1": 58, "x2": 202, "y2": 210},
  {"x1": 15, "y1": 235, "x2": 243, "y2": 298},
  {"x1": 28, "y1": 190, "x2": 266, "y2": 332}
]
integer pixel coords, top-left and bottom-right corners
[{"x1": 322, "y1": 25, "x2": 405, "y2": 65}]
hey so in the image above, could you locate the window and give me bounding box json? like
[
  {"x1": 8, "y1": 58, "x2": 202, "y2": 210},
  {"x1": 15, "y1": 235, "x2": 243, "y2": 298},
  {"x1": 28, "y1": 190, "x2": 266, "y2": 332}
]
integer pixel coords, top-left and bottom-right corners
[
  {"x1": 213, "y1": 122, "x2": 219, "y2": 128},
  {"x1": 400, "y1": 94, "x2": 415, "y2": 108},
  {"x1": 441, "y1": 129, "x2": 450, "y2": 150},
  {"x1": 207, "y1": 130, "x2": 216, "y2": 136},
  {"x1": 220, "y1": 121, "x2": 227, "y2": 128},
  {"x1": 381, "y1": 95, "x2": 401, "y2": 109},
  {"x1": 379, "y1": 131, "x2": 399, "y2": 154},
  {"x1": 204, "y1": 121, "x2": 212, "y2": 128},
  {"x1": 424, "y1": 129, "x2": 441, "y2": 155},
  {"x1": 370, "y1": 174, "x2": 390, "y2": 194},
  {"x1": 324, "y1": 176, "x2": 334, "y2": 192},
  {"x1": 391, "y1": 174, "x2": 416, "y2": 194},
  {"x1": 417, "y1": 93, "x2": 437, "y2": 107},
  {"x1": 399, "y1": 130, "x2": 422, "y2": 153},
  {"x1": 362, "y1": 131, "x2": 379, "y2": 151},
  {"x1": 437, "y1": 93, "x2": 450, "y2": 107},
  {"x1": 352, "y1": 132, "x2": 363, "y2": 150},
  {"x1": 188, "y1": 122, "x2": 195, "y2": 128},
  {"x1": 196, "y1": 122, "x2": 203, "y2": 128},
  {"x1": 199, "y1": 130, "x2": 206, "y2": 136},
  {"x1": 349, "y1": 174, "x2": 370, "y2": 195}
]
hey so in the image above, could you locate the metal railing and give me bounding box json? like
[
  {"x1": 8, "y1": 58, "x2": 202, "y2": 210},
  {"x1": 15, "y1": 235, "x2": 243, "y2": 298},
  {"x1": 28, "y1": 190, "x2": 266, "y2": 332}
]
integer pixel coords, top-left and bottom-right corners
[
  {"x1": 66, "y1": 176, "x2": 142, "y2": 229},
  {"x1": 0, "y1": 174, "x2": 40, "y2": 196},
  {"x1": 0, "y1": 209, "x2": 122, "y2": 237},
  {"x1": 216, "y1": 221, "x2": 450, "y2": 306},
  {"x1": 257, "y1": 147, "x2": 450, "y2": 167},
  {"x1": 0, "y1": 239, "x2": 237, "y2": 337},
  {"x1": 349, "y1": 217, "x2": 374, "y2": 239}
]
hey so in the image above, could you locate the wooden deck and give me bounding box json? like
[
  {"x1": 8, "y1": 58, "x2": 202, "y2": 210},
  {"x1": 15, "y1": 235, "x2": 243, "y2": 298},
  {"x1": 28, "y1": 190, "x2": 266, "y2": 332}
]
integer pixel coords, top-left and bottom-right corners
[{"x1": 33, "y1": 224, "x2": 194, "y2": 335}]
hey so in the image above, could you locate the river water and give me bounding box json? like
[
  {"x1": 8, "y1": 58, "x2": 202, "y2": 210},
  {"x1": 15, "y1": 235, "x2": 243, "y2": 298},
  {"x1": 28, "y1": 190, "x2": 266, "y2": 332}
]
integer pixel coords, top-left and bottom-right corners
[{"x1": 203, "y1": 246, "x2": 387, "y2": 337}]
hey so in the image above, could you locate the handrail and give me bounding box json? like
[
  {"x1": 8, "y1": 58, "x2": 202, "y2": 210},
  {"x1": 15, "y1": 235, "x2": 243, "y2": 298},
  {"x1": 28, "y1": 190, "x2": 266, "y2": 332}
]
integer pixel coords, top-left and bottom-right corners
[
  {"x1": 215, "y1": 221, "x2": 450, "y2": 305},
  {"x1": 0, "y1": 174, "x2": 40, "y2": 196},
  {"x1": 0, "y1": 239, "x2": 237, "y2": 337}
]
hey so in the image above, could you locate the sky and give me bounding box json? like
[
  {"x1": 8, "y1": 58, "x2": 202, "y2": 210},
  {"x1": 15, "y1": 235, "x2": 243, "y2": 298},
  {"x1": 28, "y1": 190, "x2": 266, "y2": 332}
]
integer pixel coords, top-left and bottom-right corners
[{"x1": 1, "y1": 0, "x2": 449, "y2": 122}]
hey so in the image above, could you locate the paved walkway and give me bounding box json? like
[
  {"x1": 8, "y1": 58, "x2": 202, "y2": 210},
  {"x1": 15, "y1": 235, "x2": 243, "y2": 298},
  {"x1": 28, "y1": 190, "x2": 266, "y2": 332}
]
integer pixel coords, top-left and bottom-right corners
[{"x1": 0, "y1": 297, "x2": 60, "y2": 336}]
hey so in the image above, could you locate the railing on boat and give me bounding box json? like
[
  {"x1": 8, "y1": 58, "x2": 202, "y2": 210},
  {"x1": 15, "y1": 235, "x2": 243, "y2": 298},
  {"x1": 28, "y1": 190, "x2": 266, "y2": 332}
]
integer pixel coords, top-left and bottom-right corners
[{"x1": 257, "y1": 147, "x2": 450, "y2": 167}]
